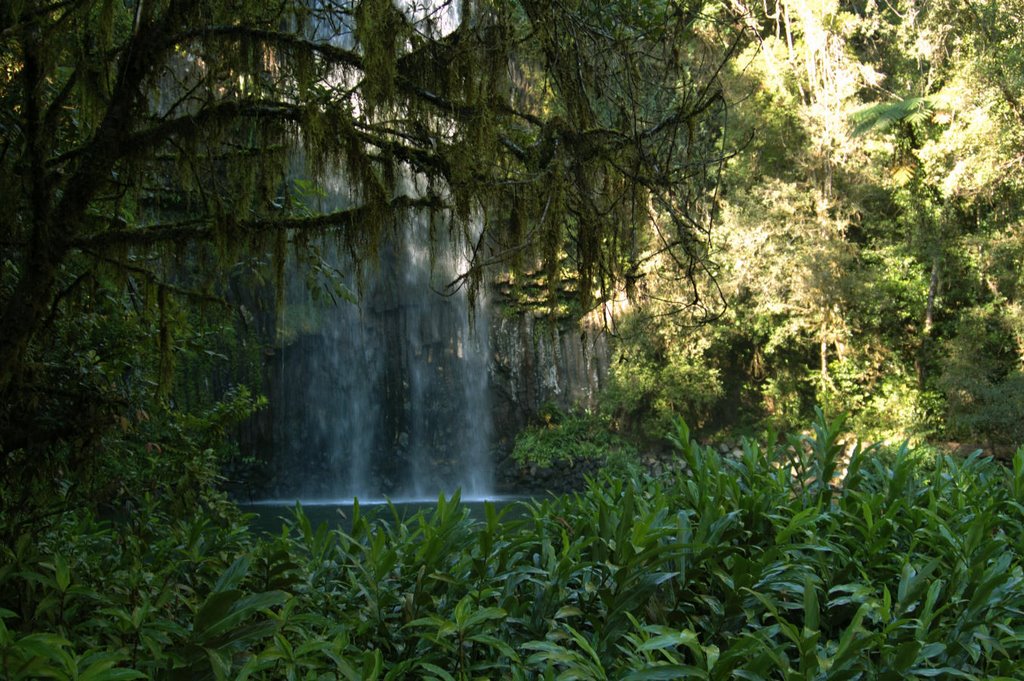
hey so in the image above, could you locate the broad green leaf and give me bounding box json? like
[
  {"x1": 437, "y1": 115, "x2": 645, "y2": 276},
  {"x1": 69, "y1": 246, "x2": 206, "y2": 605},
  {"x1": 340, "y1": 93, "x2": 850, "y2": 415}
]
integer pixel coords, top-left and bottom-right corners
[
  {"x1": 213, "y1": 556, "x2": 250, "y2": 593},
  {"x1": 463, "y1": 606, "x2": 507, "y2": 629},
  {"x1": 361, "y1": 649, "x2": 383, "y2": 681},
  {"x1": 53, "y1": 554, "x2": 70, "y2": 593},
  {"x1": 195, "y1": 590, "x2": 243, "y2": 634},
  {"x1": 775, "y1": 507, "x2": 820, "y2": 545},
  {"x1": 907, "y1": 667, "x2": 976, "y2": 678},
  {"x1": 636, "y1": 630, "x2": 698, "y2": 652},
  {"x1": 194, "y1": 590, "x2": 286, "y2": 643},
  {"x1": 892, "y1": 641, "x2": 921, "y2": 672},
  {"x1": 555, "y1": 606, "x2": 584, "y2": 619},
  {"x1": 417, "y1": 662, "x2": 456, "y2": 681},
  {"x1": 622, "y1": 665, "x2": 708, "y2": 680},
  {"x1": 802, "y1": 575, "x2": 819, "y2": 632}
]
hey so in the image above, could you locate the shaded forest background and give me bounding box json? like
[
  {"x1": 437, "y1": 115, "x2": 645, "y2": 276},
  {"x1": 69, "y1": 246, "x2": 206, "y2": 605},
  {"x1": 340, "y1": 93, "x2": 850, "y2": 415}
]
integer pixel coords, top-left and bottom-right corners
[{"x1": 2, "y1": 0, "x2": 1023, "y2": 523}]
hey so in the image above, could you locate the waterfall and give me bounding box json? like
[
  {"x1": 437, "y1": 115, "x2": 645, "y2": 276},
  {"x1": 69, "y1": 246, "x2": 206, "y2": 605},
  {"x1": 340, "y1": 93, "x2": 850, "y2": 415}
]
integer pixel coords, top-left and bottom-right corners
[
  {"x1": 250, "y1": 2, "x2": 493, "y2": 502},
  {"x1": 263, "y1": 206, "x2": 493, "y2": 502}
]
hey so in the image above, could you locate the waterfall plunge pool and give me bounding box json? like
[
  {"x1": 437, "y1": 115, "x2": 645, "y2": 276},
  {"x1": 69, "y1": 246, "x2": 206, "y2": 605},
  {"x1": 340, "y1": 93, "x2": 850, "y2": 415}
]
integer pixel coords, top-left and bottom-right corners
[{"x1": 239, "y1": 494, "x2": 532, "y2": 534}]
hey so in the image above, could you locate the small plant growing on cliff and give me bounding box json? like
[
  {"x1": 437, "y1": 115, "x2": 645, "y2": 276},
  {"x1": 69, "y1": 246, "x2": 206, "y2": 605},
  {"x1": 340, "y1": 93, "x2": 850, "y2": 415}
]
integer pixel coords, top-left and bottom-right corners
[{"x1": 512, "y1": 408, "x2": 639, "y2": 470}]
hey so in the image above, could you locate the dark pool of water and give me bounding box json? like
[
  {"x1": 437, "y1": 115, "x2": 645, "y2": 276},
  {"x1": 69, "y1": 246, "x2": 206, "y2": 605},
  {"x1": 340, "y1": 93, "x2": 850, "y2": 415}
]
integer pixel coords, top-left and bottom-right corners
[{"x1": 239, "y1": 495, "x2": 531, "y2": 534}]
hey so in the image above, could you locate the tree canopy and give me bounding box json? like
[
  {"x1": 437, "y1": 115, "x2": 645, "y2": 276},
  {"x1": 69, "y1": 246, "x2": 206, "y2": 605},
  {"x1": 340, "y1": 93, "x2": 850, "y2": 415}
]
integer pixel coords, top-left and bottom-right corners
[{"x1": 599, "y1": 0, "x2": 1024, "y2": 449}]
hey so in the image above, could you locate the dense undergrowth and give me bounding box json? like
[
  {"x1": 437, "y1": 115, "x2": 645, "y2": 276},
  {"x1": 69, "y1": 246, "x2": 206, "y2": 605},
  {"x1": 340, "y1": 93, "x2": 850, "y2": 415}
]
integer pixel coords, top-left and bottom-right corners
[
  {"x1": 512, "y1": 408, "x2": 641, "y2": 476},
  {"x1": 3, "y1": 415, "x2": 1024, "y2": 680}
]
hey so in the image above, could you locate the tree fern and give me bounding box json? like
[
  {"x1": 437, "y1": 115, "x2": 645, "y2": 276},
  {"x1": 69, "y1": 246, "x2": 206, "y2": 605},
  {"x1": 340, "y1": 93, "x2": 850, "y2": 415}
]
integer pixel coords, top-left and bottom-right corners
[{"x1": 851, "y1": 96, "x2": 935, "y2": 136}]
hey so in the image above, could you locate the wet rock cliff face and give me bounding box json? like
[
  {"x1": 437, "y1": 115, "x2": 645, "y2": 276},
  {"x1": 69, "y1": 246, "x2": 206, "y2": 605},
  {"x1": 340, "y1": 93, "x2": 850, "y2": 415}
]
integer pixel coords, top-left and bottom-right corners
[
  {"x1": 238, "y1": 259, "x2": 613, "y2": 500},
  {"x1": 488, "y1": 308, "x2": 612, "y2": 490}
]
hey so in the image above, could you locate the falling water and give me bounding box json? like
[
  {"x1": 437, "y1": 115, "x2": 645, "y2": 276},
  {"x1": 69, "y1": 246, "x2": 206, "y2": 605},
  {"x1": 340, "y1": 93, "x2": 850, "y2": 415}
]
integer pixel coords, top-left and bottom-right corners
[
  {"x1": 251, "y1": 2, "x2": 493, "y2": 502},
  {"x1": 263, "y1": 205, "x2": 492, "y2": 502}
]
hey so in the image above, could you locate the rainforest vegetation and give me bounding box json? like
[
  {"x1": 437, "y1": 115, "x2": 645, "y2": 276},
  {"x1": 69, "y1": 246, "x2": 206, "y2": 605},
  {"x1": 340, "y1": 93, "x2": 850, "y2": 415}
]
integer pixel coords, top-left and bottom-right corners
[{"x1": 2, "y1": 0, "x2": 1024, "y2": 678}]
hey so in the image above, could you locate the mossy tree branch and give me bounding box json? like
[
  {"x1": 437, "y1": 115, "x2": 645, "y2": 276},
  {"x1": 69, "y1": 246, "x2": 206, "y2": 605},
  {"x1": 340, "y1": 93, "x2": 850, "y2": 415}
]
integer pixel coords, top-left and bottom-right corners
[{"x1": 71, "y1": 196, "x2": 442, "y2": 250}]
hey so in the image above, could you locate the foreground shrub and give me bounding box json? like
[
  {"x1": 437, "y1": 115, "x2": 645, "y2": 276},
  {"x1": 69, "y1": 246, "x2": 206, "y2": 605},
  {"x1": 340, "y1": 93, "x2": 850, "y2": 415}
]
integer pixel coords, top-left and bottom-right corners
[{"x1": 3, "y1": 413, "x2": 1024, "y2": 679}]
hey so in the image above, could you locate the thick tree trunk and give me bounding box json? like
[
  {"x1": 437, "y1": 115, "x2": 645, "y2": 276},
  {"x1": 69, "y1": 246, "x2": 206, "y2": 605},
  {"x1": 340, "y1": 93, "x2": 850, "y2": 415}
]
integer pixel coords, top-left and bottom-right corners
[
  {"x1": 820, "y1": 335, "x2": 829, "y2": 399},
  {"x1": 916, "y1": 257, "x2": 940, "y2": 387},
  {"x1": 0, "y1": 31, "x2": 62, "y2": 395},
  {"x1": 0, "y1": 10, "x2": 179, "y2": 394},
  {"x1": 0, "y1": 109, "x2": 127, "y2": 393},
  {"x1": 819, "y1": 301, "x2": 831, "y2": 405},
  {"x1": 0, "y1": 241, "x2": 66, "y2": 394},
  {"x1": 924, "y1": 257, "x2": 939, "y2": 334}
]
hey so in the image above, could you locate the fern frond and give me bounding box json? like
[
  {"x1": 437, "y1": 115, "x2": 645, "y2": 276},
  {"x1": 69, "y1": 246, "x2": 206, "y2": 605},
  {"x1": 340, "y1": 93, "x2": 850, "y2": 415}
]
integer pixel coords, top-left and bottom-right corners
[{"x1": 851, "y1": 96, "x2": 934, "y2": 136}]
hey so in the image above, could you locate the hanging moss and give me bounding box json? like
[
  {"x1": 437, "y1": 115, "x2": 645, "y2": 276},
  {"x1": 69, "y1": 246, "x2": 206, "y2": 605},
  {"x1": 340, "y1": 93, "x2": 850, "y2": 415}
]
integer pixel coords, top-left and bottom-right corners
[{"x1": 354, "y1": 0, "x2": 405, "y2": 114}]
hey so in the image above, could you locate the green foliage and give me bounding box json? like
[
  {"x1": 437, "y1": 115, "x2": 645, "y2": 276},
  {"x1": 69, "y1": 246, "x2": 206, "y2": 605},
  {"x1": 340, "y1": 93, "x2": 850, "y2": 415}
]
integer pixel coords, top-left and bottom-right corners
[
  {"x1": 4, "y1": 417, "x2": 1024, "y2": 678},
  {"x1": 851, "y1": 96, "x2": 937, "y2": 136},
  {"x1": 0, "y1": 263, "x2": 265, "y2": 532},
  {"x1": 512, "y1": 408, "x2": 639, "y2": 472},
  {"x1": 601, "y1": 0, "x2": 1024, "y2": 447},
  {"x1": 830, "y1": 357, "x2": 941, "y2": 443},
  {"x1": 601, "y1": 316, "x2": 724, "y2": 444},
  {"x1": 940, "y1": 305, "x2": 1024, "y2": 445}
]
